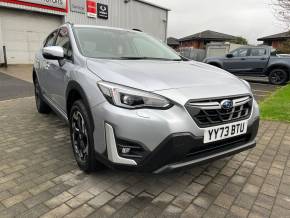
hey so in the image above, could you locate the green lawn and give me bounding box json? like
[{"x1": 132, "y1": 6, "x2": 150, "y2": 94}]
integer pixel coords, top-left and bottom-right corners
[{"x1": 260, "y1": 84, "x2": 290, "y2": 122}]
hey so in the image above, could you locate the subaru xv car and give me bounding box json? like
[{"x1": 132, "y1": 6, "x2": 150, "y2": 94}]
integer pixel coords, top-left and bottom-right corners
[{"x1": 33, "y1": 24, "x2": 260, "y2": 173}]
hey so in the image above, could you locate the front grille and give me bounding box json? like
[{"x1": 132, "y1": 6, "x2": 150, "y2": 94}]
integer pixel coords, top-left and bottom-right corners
[{"x1": 186, "y1": 96, "x2": 253, "y2": 128}]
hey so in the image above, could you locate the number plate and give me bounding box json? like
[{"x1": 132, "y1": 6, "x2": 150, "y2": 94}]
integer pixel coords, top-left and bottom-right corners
[{"x1": 203, "y1": 120, "x2": 248, "y2": 144}]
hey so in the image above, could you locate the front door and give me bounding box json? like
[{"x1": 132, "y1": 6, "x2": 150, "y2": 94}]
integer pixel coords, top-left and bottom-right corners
[
  {"x1": 223, "y1": 48, "x2": 251, "y2": 74},
  {"x1": 46, "y1": 27, "x2": 73, "y2": 112},
  {"x1": 39, "y1": 30, "x2": 58, "y2": 95}
]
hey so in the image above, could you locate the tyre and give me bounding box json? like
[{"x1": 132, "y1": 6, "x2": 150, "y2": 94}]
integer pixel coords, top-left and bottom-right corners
[
  {"x1": 69, "y1": 100, "x2": 101, "y2": 173},
  {"x1": 34, "y1": 77, "x2": 51, "y2": 114},
  {"x1": 268, "y1": 69, "x2": 289, "y2": 85}
]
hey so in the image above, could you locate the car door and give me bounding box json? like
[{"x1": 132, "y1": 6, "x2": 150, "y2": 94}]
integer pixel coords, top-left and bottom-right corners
[
  {"x1": 223, "y1": 48, "x2": 251, "y2": 74},
  {"x1": 38, "y1": 30, "x2": 58, "y2": 95},
  {"x1": 245, "y1": 48, "x2": 269, "y2": 75},
  {"x1": 46, "y1": 27, "x2": 74, "y2": 112}
]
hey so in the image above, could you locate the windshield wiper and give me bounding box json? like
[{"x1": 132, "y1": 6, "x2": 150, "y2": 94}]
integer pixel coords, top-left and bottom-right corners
[{"x1": 119, "y1": 57, "x2": 182, "y2": 61}]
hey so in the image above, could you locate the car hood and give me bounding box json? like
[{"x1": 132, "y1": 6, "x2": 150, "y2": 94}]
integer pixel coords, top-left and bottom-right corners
[{"x1": 87, "y1": 59, "x2": 250, "y2": 96}]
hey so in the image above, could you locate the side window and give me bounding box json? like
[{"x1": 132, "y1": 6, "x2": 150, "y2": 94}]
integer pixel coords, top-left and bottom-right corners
[
  {"x1": 250, "y1": 48, "x2": 266, "y2": 56},
  {"x1": 44, "y1": 31, "x2": 58, "y2": 47},
  {"x1": 55, "y1": 28, "x2": 73, "y2": 60},
  {"x1": 232, "y1": 48, "x2": 248, "y2": 57}
]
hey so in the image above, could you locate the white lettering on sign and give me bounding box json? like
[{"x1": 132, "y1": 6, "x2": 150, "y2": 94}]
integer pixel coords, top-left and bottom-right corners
[{"x1": 17, "y1": 0, "x2": 67, "y2": 9}]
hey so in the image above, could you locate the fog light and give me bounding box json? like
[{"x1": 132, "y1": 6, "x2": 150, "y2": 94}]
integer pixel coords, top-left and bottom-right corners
[
  {"x1": 116, "y1": 140, "x2": 148, "y2": 162},
  {"x1": 121, "y1": 147, "x2": 131, "y2": 154}
]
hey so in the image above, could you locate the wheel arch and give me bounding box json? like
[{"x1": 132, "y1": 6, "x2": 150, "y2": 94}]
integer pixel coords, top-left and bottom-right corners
[
  {"x1": 32, "y1": 68, "x2": 37, "y2": 83},
  {"x1": 66, "y1": 81, "x2": 95, "y2": 129},
  {"x1": 265, "y1": 64, "x2": 290, "y2": 77}
]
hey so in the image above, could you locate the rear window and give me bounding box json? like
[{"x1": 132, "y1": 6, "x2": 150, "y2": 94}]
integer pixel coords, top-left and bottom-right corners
[{"x1": 250, "y1": 48, "x2": 266, "y2": 56}]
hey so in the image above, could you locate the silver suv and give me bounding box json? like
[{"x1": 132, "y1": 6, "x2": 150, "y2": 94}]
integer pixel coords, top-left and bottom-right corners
[{"x1": 33, "y1": 24, "x2": 260, "y2": 173}]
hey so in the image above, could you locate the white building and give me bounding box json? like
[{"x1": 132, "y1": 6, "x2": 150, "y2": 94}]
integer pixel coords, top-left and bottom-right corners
[{"x1": 0, "y1": 0, "x2": 169, "y2": 64}]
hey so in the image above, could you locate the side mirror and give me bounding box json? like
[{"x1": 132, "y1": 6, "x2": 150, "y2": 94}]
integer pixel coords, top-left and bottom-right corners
[
  {"x1": 42, "y1": 46, "x2": 64, "y2": 60},
  {"x1": 226, "y1": 53, "x2": 234, "y2": 58}
]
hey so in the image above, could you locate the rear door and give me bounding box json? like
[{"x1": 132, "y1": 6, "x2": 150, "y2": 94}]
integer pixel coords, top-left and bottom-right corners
[
  {"x1": 223, "y1": 48, "x2": 251, "y2": 73},
  {"x1": 246, "y1": 48, "x2": 269, "y2": 74}
]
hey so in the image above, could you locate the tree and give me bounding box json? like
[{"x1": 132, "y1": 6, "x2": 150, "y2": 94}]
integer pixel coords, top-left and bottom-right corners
[
  {"x1": 272, "y1": 0, "x2": 290, "y2": 25},
  {"x1": 231, "y1": 36, "x2": 248, "y2": 45}
]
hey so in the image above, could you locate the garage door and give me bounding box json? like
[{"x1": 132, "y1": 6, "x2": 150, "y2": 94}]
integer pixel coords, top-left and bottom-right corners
[{"x1": 0, "y1": 8, "x2": 62, "y2": 64}]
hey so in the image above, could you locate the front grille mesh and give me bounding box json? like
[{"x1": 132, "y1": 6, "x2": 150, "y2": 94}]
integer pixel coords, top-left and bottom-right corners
[{"x1": 186, "y1": 96, "x2": 253, "y2": 128}]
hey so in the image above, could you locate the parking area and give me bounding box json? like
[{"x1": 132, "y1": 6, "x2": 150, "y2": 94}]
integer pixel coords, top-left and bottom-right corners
[
  {"x1": 0, "y1": 67, "x2": 288, "y2": 218},
  {"x1": 239, "y1": 76, "x2": 280, "y2": 102},
  {"x1": 0, "y1": 96, "x2": 290, "y2": 218},
  {"x1": 250, "y1": 82, "x2": 279, "y2": 102},
  {"x1": 0, "y1": 72, "x2": 33, "y2": 101}
]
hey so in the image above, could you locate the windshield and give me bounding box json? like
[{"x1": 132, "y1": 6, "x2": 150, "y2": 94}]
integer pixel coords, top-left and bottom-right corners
[{"x1": 74, "y1": 27, "x2": 181, "y2": 61}]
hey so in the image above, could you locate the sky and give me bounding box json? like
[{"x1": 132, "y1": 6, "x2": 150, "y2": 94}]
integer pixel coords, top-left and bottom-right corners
[{"x1": 146, "y1": 0, "x2": 287, "y2": 44}]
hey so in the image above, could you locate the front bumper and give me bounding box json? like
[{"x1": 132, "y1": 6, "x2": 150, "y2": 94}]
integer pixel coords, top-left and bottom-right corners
[
  {"x1": 91, "y1": 98, "x2": 260, "y2": 173},
  {"x1": 104, "y1": 118, "x2": 259, "y2": 173}
]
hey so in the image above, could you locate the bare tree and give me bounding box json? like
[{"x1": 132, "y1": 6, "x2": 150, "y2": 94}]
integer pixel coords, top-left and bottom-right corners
[{"x1": 272, "y1": 0, "x2": 290, "y2": 26}]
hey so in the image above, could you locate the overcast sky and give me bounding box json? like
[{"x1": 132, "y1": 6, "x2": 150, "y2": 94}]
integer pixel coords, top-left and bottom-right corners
[{"x1": 147, "y1": 0, "x2": 287, "y2": 44}]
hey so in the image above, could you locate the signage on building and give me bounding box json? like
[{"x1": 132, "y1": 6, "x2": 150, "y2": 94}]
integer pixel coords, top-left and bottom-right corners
[
  {"x1": 70, "y1": 0, "x2": 85, "y2": 14},
  {"x1": 86, "y1": 0, "x2": 96, "y2": 18},
  {"x1": 1, "y1": 0, "x2": 67, "y2": 12},
  {"x1": 97, "y1": 3, "x2": 108, "y2": 19}
]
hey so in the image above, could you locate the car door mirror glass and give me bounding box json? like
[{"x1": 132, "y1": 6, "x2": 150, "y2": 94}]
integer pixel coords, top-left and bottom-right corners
[
  {"x1": 42, "y1": 46, "x2": 64, "y2": 60},
  {"x1": 226, "y1": 53, "x2": 234, "y2": 58}
]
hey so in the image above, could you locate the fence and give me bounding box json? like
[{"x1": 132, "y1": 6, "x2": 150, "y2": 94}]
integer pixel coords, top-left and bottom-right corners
[
  {"x1": 179, "y1": 47, "x2": 206, "y2": 62},
  {"x1": 179, "y1": 43, "x2": 243, "y2": 62}
]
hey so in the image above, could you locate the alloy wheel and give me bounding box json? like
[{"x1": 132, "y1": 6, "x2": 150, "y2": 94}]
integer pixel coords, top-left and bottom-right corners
[
  {"x1": 71, "y1": 110, "x2": 89, "y2": 162},
  {"x1": 270, "y1": 70, "x2": 285, "y2": 84}
]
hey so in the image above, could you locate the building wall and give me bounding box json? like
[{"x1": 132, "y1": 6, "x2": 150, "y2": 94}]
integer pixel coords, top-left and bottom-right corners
[
  {"x1": 0, "y1": 7, "x2": 62, "y2": 64},
  {"x1": 272, "y1": 40, "x2": 282, "y2": 49},
  {"x1": 0, "y1": 0, "x2": 168, "y2": 41},
  {"x1": 180, "y1": 40, "x2": 204, "y2": 49},
  {"x1": 0, "y1": 0, "x2": 168, "y2": 64},
  {"x1": 66, "y1": 0, "x2": 168, "y2": 41},
  {"x1": 0, "y1": 1, "x2": 67, "y2": 16}
]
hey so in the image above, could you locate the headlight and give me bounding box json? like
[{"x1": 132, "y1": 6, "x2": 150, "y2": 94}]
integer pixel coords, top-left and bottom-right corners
[{"x1": 98, "y1": 81, "x2": 172, "y2": 109}]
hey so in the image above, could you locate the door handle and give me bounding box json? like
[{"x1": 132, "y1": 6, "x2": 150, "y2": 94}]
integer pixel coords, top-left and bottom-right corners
[
  {"x1": 44, "y1": 63, "x2": 50, "y2": 70},
  {"x1": 260, "y1": 58, "x2": 266, "y2": 60},
  {"x1": 240, "y1": 58, "x2": 246, "y2": 60}
]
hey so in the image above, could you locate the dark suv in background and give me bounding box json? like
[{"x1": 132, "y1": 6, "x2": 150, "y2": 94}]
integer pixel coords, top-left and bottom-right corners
[{"x1": 204, "y1": 46, "x2": 290, "y2": 85}]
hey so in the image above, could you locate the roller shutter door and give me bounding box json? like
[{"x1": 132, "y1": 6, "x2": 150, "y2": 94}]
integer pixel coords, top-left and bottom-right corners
[{"x1": 0, "y1": 8, "x2": 62, "y2": 64}]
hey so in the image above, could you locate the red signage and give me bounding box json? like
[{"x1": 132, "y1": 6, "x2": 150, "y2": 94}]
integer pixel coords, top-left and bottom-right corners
[
  {"x1": 86, "y1": 0, "x2": 96, "y2": 18},
  {"x1": 0, "y1": 0, "x2": 68, "y2": 12}
]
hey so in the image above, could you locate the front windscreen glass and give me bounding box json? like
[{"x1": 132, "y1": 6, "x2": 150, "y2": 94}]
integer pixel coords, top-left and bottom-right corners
[{"x1": 74, "y1": 27, "x2": 181, "y2": 61}]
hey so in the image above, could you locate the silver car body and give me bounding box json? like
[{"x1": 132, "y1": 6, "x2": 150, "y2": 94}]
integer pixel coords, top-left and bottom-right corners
[{"x1": 34, "y1": 24, "x2": 260, "y2": 173}]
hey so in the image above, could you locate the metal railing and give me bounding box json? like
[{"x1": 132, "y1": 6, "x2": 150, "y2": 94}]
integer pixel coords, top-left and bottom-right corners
[{"x1": 0, "y1": 46, "x2": 8, "y2": 68}]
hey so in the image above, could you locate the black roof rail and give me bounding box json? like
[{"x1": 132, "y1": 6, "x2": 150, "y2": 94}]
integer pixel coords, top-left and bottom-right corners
[{"x1": 132, "y1": 28, "x2": 142, "y2": 32}]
